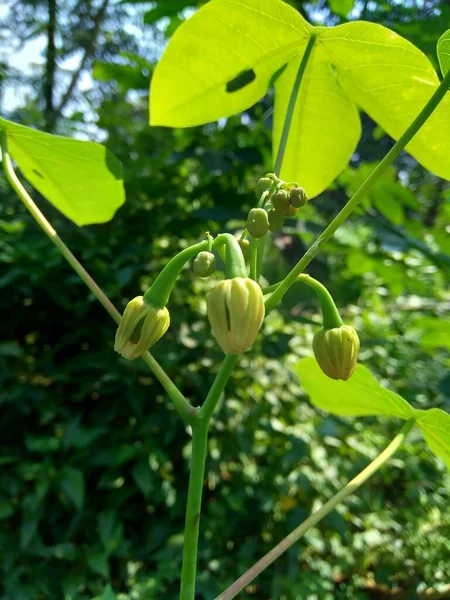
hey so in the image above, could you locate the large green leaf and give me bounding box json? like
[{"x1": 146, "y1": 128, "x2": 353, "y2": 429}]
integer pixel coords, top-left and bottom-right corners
[
  {"x1": 0, "y1": 117, "x2": 125, "y2": 226},
  {"x1": 151, "y1": 0, "x2": 450, "y2": 197},
  {"x1": 437, "y1": 29, "x2": 450, "y2": 76},
  {"x1": 414, "y1": 408, "x2": 450, "y2": 469},
  {"x1": 295, "y1": 357, "x2": 414, "y2": 419}
]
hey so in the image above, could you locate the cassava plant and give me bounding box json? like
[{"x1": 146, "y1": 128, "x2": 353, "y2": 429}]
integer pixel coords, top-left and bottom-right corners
[{"x1": 1, "y1": 1, "x2": 450, "y2": 598}]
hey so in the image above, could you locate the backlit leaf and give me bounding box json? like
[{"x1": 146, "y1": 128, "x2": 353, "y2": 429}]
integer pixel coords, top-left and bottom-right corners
[
  {"x1": 437, "y1": 29, "x2": 450, "y2": 76},
  {"x1": 295, "y1": 357, "x2": 414, "y2": 419},
  {"x1": 0, "y1": 117, "x2": 125, "y2": 226},
  {"x1": 414, "y1": 408, "x2": 450, "y2": 469}
]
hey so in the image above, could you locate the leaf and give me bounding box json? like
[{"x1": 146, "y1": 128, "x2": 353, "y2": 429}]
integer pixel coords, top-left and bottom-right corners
[
  {"x1": 58, "y1": 466, "x2": 85, "y2": 510},
  {"x1": 414, "y1": 408, "x2": 450, "y2": 469},
  {"x1": 319, "y1": 22, "x2": 450, "y2": 182},
  {"x1": 295, "y1": 358, "x2": 414, "y2": 419},
  {"x1": 437, "y1": 29, "x2": 450, "y2": 76},
  {"x1": 87, "y1": 549, "x2": 110, "y2": 578},
  {"x1": 410, "y1": 317, "x2": 450, "y2": 351},
  {"x1": 328, "y1": 0, "x2": 354, "y2": 18},
  {"x1": 151, "y1": 0, "x2": 450, "y2": 197},
  {"x1": 0, "y1": 117, "x2": 125, "y2": 226}
]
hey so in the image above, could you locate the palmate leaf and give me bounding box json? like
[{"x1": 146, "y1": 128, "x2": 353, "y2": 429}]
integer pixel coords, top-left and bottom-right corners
[
  {"x1": 295, "y1": 358, "x2": 450, "y2": 469},
  {"x1": 0, "y1": 117, "x2": 125, "y2": 226},
  {"x1": 151, "y1": 0, "x2": 450, "y2": 198}
]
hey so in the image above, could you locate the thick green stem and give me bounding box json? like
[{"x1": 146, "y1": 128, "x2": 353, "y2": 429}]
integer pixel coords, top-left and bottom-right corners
[
  {"x1": 266, "y1": 69, "x2": 450, "y2": 313},
  {"x1": 179, "y1": 354, "x2": 238, "y2": 599},
  {"x1": 0, "y1": 131, "x2": 197, "y2": 425},
  {"x1": 273, "y1": 35, "x2": 316, "y2": 175},
  {"x1": 213, "y1": 233, "x2": 247, "y2": 279},
  {"x1": 179, "y1": 421, "x2": 209, "y2": 600},
  {"x1": 264, "y1": 274, "x2": 342, "y2": 329},
  {"x1": 216, "y1": 419, "x2": 415, "y2": 600},
  {"x1": 144, "y1": 239, "x2": 209, "y2": 307},
  {"x1": 256, "y1": 236, "x2": 266, "y2": 281}
]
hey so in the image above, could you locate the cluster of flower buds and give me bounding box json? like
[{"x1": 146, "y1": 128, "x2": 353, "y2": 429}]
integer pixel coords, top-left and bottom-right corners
[{"x1": 248, "y1": 175, "x2": 308, "y2": 237}]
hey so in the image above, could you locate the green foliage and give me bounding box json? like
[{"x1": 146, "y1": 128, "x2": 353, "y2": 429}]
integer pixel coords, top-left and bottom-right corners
[
  {"x1": 437, "y1": 29, "x2": 450, "y2": 75},
  {"x1": 151, "y1": 0, "x2": 450, "y2": 198},
  {"x1": 0, "y1": 117, "x2": 125, "y2": 225},
  {"x1": 0, "y1": 0, "x2": 449, "y2": 598}
]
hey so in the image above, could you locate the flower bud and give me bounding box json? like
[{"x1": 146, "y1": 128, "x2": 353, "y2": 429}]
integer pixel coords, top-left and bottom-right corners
[
  {"x1": 114, "y1": 296, "x2": 170, "y2": 360},
  {"x1": 268, "y1": 208, "x2": 285, "y2": 232},
  {"x1": 284, "y1": 203, "x2": 297, "y2": 217},
  {"x1": 238, "y1": 238, "x2": 251, "y2": 261},
  {"x1": 255, "y1": 177, "x2": 272, "y2": 199},
  {"x1": 193, "y1": 251, "x2": 216, "y2": 277},
  {"x1": 271, "y1": 189, "x2": 290, "y2": 213},
  {"x1": 312, "y1": 325, "x2": 360, "y2": 381},
  {"x1": 289, "y1": 187, "x2": 308, "y2": 208},
  {"x1": 207, "y1": 277, "x2": 265, "y2": 354},
  {"x1": 247, "y1": 208, "x2": 269, "y2": 238}
]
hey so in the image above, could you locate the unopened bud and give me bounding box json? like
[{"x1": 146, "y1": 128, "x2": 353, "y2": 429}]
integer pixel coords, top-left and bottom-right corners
[
  {"x1": 284, "y1": 204, "x2": 297, "y2": 217},
  {"x1": 114, "y1": 296, "x2": 170, "y2": 360},
  {"x1": 268, "y1": 208, "x2": 285, "y2": 232},
  {"x1": 289, "y1": 187, "x2": 308, "y2": 208},
  {"x1": 247, "y1": 208, "x2": 269, "y2": 238},
  {"x1": 271, "y1": 190, "x2": 290, "y2": 213},
  {"x1": 193, "y1": 251, "x2": 216, "y2": 277},
  {"x1": 313, "y1": 325, "x2": 360, "y2": 381},
  {"x1": 255, "y1": 177, "x2": 272, "y2": 199},
  {"x1": 238, "y1": 238, "x2": 251, "y2": 261},
  {"x1": 207, "y1": 277, "x2": 265, "y2": 354}
]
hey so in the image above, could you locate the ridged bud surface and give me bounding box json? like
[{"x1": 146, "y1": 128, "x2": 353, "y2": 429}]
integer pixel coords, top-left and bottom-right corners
[
  {"x1": 313, "y1": 325, "x2": 360, "y2": 381},
  {"x1": 193, "y1": 251, "x2": 216, "y2": 277},
  {"x1": 207, "y1": 277, "x2": 265, "y2": 354},
  {"x1": 114, "y1": 296, "x2": 170, "y2": 360}
]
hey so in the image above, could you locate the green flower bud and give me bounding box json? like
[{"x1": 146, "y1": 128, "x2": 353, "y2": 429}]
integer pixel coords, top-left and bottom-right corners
[
  {"x1": 268, "y1": 208, "x2": 285, "y2": 232},
  {"x1": 193, "y1": 251, "x2": 216, "y2": 277},
  {"x1": 247, "y1": 208, "x2": 269, "y2": 238},
  {"x1": 207, "y1": 277, "x2": 265, "y2": 354},
  {"x1": 284, "y1": 203, "x2": 297, "y2": 217},
  {"x1": 313, "y1": 325, "x2": 360, "y2": 381},
  {"x1": 255, "y1": 177, "x2": 272, "y2": 199},
  {"x1": 114, "y1": 296, "x2": 170, "y2": 360},
  {"x1": 238, "y1": 238, "x2": 251, "y2": 261},
  {"x1": 289, "y1": 187, "x2": 308, "y2": 208},
  {"x1": 271, "y1": 189, "x2": 290, "y2": 213}
]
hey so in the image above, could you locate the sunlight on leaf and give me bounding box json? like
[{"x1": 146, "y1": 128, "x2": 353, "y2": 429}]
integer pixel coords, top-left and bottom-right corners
[
  {"x1": 0, "y1": 117, "x2": 125, "y2": 226},
  {"x1": 151, "y1": 0, "x2": 450, "y2": 197},
  {"x1": 437, "y1": 29, "x2": 450, "y2": 76},
  {"x1": 295, "y1": 357, "x2": 414, "y2": 419},
  {"x1": 414, "y1": 408, "x2": 450, "y2": 469}
]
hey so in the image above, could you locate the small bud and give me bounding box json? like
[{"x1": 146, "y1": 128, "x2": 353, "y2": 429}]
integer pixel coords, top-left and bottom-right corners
[
  {"x1": 193, "y1": 251, "x2": 216, "y2": 277},
  {"x1": 255, "y1": 177, "x2": 272, "y2": 199},
  {"x1": 238, "y1": 238, "x2": 251, "y2": 261},
  {"x1": 247, "y1": 208, "x2": 269, "y2": 238},
  {"x1": 313, "y1": 325, "x2": 360, "y2": 381},
  {"x1": 271, "y1": 189, "x2": 290, "y2": 213},
  {"x1": 268, "y1": 208, "x2": 285, "y2": 232},
  {"x1": 207, "y1": 277, "x2": 265, "y2": 354},
  {"x1": 284, "y1": 203, "x2": 297, "y2": 217},
  {"x1": 289, "y1": 187, "x2": 308, "y2": 208},
  {"x1": 114, "y1": 296, "x2": 170, "y2": 360}
]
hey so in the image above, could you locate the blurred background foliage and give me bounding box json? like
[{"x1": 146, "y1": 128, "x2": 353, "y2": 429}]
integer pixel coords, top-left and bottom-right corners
[{"x1": 0, "y1": 0, "x2": 449, "y2": 598}]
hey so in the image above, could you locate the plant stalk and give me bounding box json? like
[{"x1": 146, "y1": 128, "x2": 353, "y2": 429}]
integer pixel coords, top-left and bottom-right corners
[
  {"x1": 216, "y1": 418, "x2": 415, "y2": 600},
  {"x1": 266, "y1": 69, "x2": 450, "y2": 313},
  {"x1": 0, "y1": 131, "x2": 197, "y2": 425},
  {"x1": 273, "y1": 35, "x2": 316, "y2": 176}
]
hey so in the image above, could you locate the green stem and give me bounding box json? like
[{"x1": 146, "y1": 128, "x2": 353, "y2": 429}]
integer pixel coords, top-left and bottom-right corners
[
  {"x1": 266, "y1": 68, "x2": 450, "y2": 313},
  {"x1": 199, "y1": 354, "x2": 239, "y2": 421},
  {"x1": 213, "y1": 233, "x2": 247, "y2": 279},
  {"x1": 273, "y1": 35, "x2": 316, "y2": 176},
  {"x1": 250, "y1": 237, "x2": 258, "y2": 280},
  {"x1": 179, "y1": 354, "x2": 238, "y2": 599},
  {"x1": 264, "y1": 274, "x2": 342, "y2": 329},
  {"x1": 0, "y1": 131, "x2": 197, "y2": 426},
  {"x1": 216, "y1": 418, "x2": 415, "y2": 600},
  {"x1": 179, "y1": 421, "x2": 209, "y2": 600},
  {"x1": 144, "y1": 239, "x2": 209, "y2": 307},
  {"x1": 256, "y1": 236, "x2": 267, "y2": 281}
]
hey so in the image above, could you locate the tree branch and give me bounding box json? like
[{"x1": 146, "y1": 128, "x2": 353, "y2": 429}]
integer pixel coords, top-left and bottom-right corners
[{"x1": 44, "y1": 0, "x2": 57, "y2": 131}]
